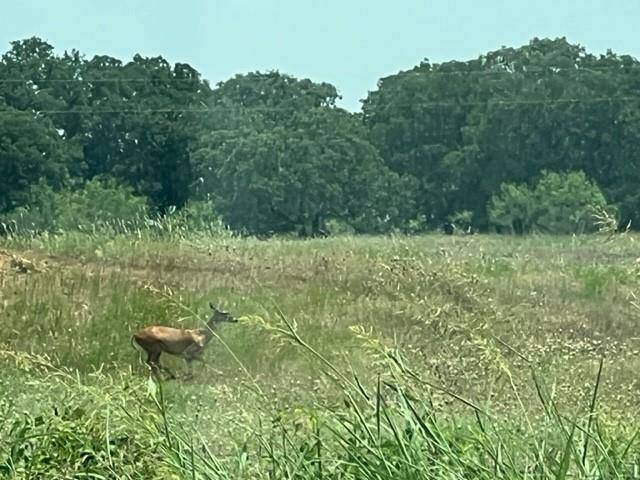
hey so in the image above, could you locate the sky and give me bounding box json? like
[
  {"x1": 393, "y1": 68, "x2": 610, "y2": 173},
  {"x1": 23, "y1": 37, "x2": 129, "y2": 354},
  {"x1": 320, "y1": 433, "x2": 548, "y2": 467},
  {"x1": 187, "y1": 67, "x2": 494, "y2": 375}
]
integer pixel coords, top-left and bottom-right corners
[{"x1": 1, "y1": 0, "x2": 639, "y2": 111}]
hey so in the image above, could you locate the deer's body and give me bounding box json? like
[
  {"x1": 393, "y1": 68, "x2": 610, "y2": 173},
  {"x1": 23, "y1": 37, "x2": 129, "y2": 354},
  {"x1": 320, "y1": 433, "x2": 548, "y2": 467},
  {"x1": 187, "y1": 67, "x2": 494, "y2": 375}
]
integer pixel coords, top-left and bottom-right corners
[
  {"x1": 132, "y1": 303, "x2": 236, "y2": 378},
  {"x1": 134, "y1": 326, "x2": 209, "y2": 361}
]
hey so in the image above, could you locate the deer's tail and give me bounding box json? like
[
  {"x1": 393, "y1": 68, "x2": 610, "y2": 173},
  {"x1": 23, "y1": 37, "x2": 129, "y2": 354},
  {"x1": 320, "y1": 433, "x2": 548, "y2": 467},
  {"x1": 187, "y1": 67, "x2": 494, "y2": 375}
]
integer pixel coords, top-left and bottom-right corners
[{"x1": 131, "y1": 335, "x2": 150, "y2": 372}]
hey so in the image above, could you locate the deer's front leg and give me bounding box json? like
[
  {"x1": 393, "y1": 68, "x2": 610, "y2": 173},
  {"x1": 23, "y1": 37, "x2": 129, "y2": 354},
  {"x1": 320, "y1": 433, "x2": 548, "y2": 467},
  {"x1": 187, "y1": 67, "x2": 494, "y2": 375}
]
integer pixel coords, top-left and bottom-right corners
[
  {"x1": 183, "y1": 344, "x2": 204, "y2": 362},
  {"x1": 183, "y1": 345, "x2": 204, "y2": 379}
]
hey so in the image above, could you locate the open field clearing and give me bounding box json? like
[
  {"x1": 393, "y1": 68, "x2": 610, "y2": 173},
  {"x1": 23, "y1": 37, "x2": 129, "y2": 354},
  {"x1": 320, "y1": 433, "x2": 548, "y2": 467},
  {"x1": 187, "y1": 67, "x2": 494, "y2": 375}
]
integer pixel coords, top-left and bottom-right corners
[{"x1": 1, "y1": 233, "x2": 640, "y2": 478}]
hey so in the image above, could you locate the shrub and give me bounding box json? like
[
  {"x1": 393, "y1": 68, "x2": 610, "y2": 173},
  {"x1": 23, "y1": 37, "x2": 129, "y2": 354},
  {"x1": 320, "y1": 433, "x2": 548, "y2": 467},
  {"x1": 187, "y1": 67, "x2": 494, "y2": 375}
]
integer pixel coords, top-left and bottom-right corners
[
  {"x1": 0, "y1": 180, "x2": 148, "y2": 234},
  {"x1": 161, "y1": 199, "x2": 226, "y2": 232},
  {"x1": 0, "y1": 353, "x2": 171, "y2": 478},
  {"x1": 488, "y1": 171, "x2": 613, "y2": 234},
  {"x1": 447, "y1": 210, "x2": 474, "y2": 232}
]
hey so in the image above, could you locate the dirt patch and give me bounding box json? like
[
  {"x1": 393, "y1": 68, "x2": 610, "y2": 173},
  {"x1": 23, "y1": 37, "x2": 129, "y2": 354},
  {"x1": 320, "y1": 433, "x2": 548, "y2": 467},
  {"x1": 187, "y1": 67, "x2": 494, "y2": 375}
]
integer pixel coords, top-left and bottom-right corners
[
  {"x1": 0, "y1": 251, "x2": 9, "y2": 270},
  {"x1": 0, "y1": 250, "x2": 46, "y2": 274}
]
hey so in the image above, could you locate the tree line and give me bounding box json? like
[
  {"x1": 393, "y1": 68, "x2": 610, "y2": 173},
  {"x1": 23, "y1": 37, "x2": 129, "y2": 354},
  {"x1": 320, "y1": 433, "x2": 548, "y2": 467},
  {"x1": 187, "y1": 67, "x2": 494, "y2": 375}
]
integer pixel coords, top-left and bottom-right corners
[{"x1": 1, "y1": 36, "x2": 638, "y2": 235}]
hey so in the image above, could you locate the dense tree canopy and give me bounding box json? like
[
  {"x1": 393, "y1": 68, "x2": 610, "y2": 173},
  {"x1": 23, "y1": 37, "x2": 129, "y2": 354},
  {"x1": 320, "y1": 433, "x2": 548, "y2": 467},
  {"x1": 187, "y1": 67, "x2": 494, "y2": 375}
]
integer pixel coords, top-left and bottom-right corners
[
  {"x1": 363, "y1": 37, "x2": 640, "y2": 229},
  {"x1": 193, "y1": 72, "x2": 415, "y2": 235},
  {"x1": 0, "y1": 105, "x2": 78, "y2": 211},
  {"x1": 1, "y1": 36, "x2": 639, "y2": 234}
]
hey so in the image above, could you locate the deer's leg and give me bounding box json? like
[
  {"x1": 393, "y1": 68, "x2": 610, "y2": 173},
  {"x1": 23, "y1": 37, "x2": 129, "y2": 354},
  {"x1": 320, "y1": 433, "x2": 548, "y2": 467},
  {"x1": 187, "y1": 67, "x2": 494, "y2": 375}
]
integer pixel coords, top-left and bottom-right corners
[
  {"x1": 183, "y1": 355, "x2": 201, "y2": 380},
  {"x1": 182, "y1": 359, "x2": 194, "y2": 380},
  {"x1": 146, "y1": 351, "x2": 175, "y2": 379},
  {"x1": 154, "y1": 353, "x2": 177, "y2": 380},
  {"x1": 146, "y1": 351, "x2": 161, "y2": 375},
  {"x1": 181, "y1": 345, "x2": 203, "y2": 379},
  {"x1": 162, "y1": 362, "x2": 176, "y2": 380}
]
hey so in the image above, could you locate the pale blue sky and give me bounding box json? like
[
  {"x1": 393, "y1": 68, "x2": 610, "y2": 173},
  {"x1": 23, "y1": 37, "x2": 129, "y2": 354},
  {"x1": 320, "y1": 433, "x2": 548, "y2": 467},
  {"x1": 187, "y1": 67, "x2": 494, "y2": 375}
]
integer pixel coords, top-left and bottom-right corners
[{"x1": 2, "y1": 0, "x2": 639, "y2": 110}]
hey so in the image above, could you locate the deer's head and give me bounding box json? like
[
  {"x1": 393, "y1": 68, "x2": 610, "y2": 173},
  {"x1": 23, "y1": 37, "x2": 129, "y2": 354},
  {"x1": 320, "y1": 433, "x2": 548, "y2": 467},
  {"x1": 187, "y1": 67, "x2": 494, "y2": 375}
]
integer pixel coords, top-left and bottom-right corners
[{"x1": 208, "y1": 302, "x2": 237, "y2": 324}]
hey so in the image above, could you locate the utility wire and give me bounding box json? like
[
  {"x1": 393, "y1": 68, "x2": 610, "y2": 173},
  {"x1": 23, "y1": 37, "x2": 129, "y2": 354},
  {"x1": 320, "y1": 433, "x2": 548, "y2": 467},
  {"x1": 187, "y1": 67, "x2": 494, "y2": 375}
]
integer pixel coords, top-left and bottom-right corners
[
  {"x1": 0, "y1": 78, "x2": 204, "y2": 83},
  {"x1": 0, "y1": 64, "x2": 639, "y2": 84},
  {"x1": 0, "y1": 95, "x2": 637, "y2": 116}
]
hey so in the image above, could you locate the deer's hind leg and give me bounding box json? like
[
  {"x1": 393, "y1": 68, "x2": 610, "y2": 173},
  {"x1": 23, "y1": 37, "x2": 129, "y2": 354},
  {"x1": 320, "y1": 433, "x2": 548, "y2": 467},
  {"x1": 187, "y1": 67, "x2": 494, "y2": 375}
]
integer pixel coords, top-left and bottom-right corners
[
  {"x1": 145, "y1": 351, "x2": 161, "y2": 374},
  {"x1": 147, "y1": 351, "x2": 176, "y2": 380}
]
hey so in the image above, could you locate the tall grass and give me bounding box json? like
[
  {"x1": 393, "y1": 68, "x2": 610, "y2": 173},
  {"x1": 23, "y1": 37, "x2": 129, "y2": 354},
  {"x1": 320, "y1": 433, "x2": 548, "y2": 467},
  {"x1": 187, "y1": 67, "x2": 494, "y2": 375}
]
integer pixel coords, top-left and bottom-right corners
[
  {"x1": 1, "y1": 231, "x2": 639, "y2": 477},
  {"x1": 2, "y1": 319, "x2": 638, "y2": 479}
]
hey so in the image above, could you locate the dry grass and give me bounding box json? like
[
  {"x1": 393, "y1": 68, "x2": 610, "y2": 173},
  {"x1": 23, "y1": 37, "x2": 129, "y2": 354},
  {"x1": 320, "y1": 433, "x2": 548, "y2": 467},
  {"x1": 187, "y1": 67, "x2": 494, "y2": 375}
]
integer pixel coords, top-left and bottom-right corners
[{"x1": 1, "y1": 232, "x2": 639, "y2": 477}]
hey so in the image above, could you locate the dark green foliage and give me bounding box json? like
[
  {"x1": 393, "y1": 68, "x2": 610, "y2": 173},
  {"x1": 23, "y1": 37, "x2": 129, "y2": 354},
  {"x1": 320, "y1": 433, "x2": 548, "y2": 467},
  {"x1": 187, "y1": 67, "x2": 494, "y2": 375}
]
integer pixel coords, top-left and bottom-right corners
[
  {"x1": 0, "y1": 179, "x2": 148, "y2": 234},
  {"x1": 1, "y1": 36, "x2": 639, "y2": 234},
  {"x1": 76, "y1": 55, "x2": 210, "y2": 211},
  {"x1": 195, "y1": 72, "x2": 416, "y2": 235},
  {"x1": 487, "y1": 170, "x2": 613, "y2": 234},
  {"x1": 0, "y1": 37, "x2": 210, "y2": 213},
  {"x1": 363, "y1": 37, "x2": 640, "y2": 230},
  {"x1": 0, "y1": 106, "x2": 78, "y2": 212}
]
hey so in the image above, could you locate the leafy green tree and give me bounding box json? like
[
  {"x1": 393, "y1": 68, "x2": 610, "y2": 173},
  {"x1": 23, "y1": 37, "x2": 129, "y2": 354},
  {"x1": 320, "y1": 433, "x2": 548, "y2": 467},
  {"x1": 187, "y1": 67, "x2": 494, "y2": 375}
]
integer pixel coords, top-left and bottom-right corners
[
  {"x1": 0, "y1": 38, "x2": 95, "y2": 149},
  {"x1": 78, "y1": 55, "x2": 211, "y2": 210},
  {"x1": 195, "y1": 72, "x2": 416, "y2": 235},
  {"x1": 0, "y1": 38, "x2": 69, "y2": 114},
  {"x1": 488, "y1": 171, "x2": 612, "y2": 234},
  {"x1": 0, "y1": 38, "x2": 212, "y2": 213},
  {"x1": 0, "y1": 105, "x2": 78, "y2": 212},
  {"x1": 3, "y1": 36, "x2": 639, "y2": 235},
  {"x1": 363, "y1": 38, "x2": 640, "y2": 230},
  {"x1": 209, "y1": 71, "x2": 338, "y2": 114}
]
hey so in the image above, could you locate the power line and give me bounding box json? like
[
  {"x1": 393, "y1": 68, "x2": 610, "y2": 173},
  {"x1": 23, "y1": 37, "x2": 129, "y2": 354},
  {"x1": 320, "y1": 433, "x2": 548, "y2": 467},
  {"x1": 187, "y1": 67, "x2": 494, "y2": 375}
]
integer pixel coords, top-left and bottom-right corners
[
  {"x1": 0, "y1": 108, "x2": 210, "y2": 115},
  {"x1": 0, "y1": 64, "x2": 639, "y2": 85},
  {"x1": 0, "y1": 78, "x2": 205, "y2": 84},
  {"x1": 0, "y1": 95, "x2": 638, "y2": 116},
  {"x1": 382, "y1": 65, "x2": 640, "y2": 78},
  {"x1": 373, "y1": 96, "x2": 640, "y2": 109}
]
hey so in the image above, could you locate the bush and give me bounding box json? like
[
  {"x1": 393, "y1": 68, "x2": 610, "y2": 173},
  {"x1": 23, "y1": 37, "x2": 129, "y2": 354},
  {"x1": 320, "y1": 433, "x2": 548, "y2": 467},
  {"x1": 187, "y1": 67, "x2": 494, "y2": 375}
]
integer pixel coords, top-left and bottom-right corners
[
  {"x1": 0, "y1": 180, "x2": 149, "y2": 234},
  {"x1": 0, "y1": 353, "x2": 172, "y2": 478},
  {"x1": 163, "y1": 199, "x2": 226, "y2": 231},
  {"x1": 488, "y1": 171, "x2": 614, "y2": 234},
  {"x1": 447, "y1": 210, "x2": 474, "y2": 233}
]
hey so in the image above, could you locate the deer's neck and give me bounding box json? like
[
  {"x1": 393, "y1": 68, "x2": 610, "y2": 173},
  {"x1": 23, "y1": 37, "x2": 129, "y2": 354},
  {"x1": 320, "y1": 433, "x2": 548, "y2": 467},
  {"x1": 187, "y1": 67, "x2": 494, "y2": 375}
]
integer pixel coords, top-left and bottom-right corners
[{"x1": 198, "y1": 320, "x2": 218, "y2": 343}]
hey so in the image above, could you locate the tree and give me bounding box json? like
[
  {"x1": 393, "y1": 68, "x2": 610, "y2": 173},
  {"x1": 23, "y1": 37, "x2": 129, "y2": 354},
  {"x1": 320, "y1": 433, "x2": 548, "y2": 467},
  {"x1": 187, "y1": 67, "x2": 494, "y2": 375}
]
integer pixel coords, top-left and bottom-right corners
[
  {"x1": 363, "y1": 38, "x2": 640, "y2": 230},
  {"x1": 0, "y1": 38, "x2": 69, "y2": 114},
  {"x1": 488, "y1": 171, "x2": 612, "y2": 234},
  {"x1": 0, "y1": 105, "x2": 78, "y2": 212},
  {"x1": 3, "y1": 36, "x2": 639, "y2": 235},
  {"x1": 194, "y1": 72, "x2": 416, "y2": 235},
  {"x1": 77, "y1": 54, "x2": 211, "y2": 210},
  {"x1": 0, "y1": 38, "x2": 212, "y2": 212}
]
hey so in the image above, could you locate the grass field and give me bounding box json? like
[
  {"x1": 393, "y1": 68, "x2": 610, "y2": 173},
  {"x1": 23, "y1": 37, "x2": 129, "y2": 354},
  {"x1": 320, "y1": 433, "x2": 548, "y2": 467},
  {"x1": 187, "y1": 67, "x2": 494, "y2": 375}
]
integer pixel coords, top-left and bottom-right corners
[{"x1": 1, "y1": 231, "x2": 640, "y2": 478}]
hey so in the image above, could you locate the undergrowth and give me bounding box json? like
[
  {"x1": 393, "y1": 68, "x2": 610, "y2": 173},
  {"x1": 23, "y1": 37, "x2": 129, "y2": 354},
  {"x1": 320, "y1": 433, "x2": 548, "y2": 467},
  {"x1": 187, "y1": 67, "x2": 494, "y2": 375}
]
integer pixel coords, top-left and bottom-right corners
[{"x1": 1, "y1": 232, "x2": 639, "y2": 478}]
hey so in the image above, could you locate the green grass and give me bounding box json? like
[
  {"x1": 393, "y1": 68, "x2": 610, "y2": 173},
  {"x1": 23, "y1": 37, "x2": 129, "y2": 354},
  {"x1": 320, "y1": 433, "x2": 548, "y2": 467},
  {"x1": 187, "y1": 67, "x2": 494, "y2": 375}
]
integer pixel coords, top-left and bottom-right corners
[{"x1": 1, "y1": 232, "x2": 639, "y2": 478}]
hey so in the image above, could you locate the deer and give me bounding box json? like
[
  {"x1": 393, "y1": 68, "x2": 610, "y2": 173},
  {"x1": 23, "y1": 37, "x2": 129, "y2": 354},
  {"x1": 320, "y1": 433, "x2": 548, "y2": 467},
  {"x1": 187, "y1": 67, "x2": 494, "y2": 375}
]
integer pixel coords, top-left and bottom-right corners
[{"x1": 131, "y1": 302, "x2": 237, "y2": 379}]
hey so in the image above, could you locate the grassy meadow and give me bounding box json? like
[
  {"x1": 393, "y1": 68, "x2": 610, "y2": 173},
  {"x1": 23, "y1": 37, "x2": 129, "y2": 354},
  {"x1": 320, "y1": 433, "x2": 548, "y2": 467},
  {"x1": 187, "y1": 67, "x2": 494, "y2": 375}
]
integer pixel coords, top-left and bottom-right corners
[{"x1": 1, "y1": 230, "x2": 640, "y2": 478}]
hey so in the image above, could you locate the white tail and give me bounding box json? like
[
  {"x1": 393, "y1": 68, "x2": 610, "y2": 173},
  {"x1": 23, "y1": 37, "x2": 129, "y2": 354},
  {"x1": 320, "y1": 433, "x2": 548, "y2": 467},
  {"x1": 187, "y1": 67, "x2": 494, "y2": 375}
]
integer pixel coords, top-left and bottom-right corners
[{"x1": 132, "y1": 302, "x2": 237, "y2": 378}]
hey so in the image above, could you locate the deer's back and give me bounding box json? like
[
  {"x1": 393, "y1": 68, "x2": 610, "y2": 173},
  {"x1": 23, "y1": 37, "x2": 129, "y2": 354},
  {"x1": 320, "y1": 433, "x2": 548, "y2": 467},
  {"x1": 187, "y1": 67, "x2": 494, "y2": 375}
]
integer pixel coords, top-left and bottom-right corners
[{"x1": 134, "y1": 326, "x2": 199, "y2": 354}]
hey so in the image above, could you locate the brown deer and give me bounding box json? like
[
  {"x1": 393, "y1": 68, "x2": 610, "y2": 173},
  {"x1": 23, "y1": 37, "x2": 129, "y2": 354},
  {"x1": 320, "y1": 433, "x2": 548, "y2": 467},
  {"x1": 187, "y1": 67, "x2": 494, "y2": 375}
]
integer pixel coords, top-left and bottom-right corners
[{"x1": 132, "y1": 302, "x2": 237, "y2": 378}]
